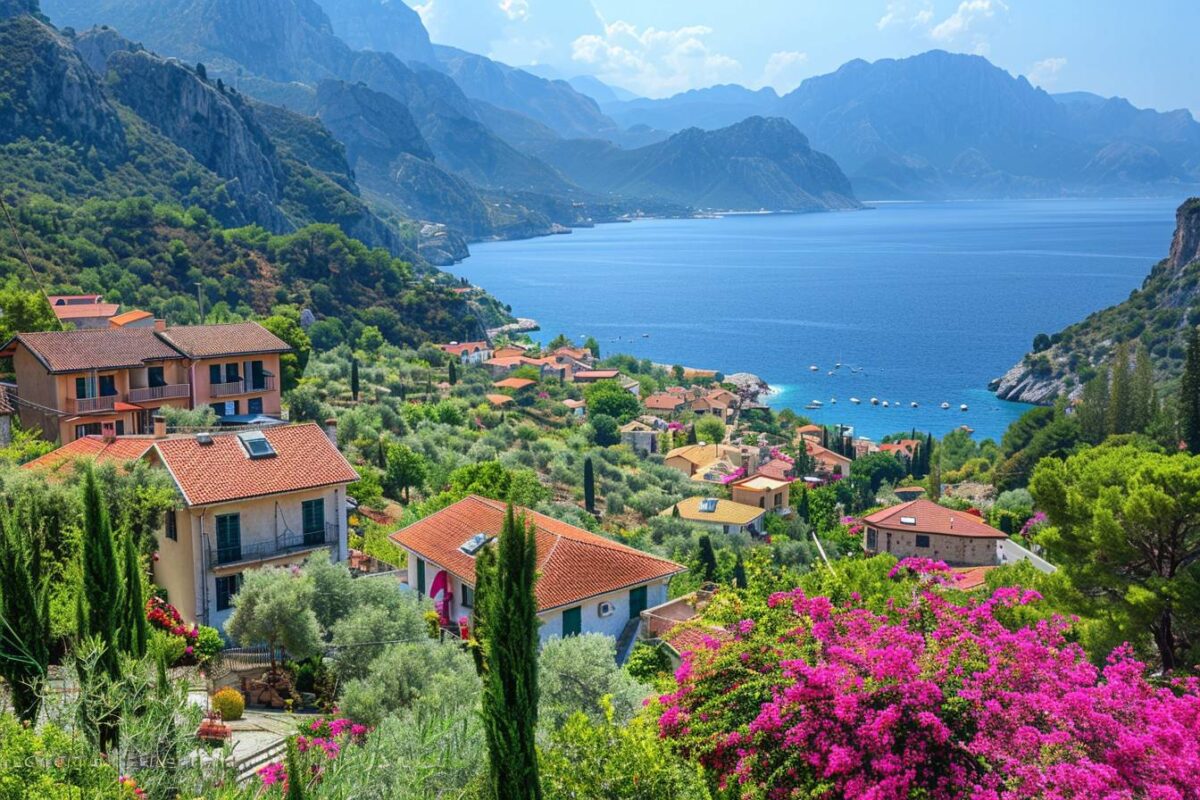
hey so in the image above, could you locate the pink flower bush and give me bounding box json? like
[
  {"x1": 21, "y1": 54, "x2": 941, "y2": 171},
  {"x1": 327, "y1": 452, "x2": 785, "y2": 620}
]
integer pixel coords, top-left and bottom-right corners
[
  {"x1": 657, "y1": 582, "x2": 1200, "y2": 800},
  {"x1": 1019, "y1": 510, "x2": 1048, "y2": 540},
  {"x1": 258, "y1": 716, "x2": 371, "y2": 791}
]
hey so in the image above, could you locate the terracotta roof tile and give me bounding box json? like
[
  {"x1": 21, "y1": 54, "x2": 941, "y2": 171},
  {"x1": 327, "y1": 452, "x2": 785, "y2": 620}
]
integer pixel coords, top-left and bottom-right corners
[
  {"x1": 21, "y1": 436, "x2": 156, "y2": 474},
  {"x1": 662, "y1": 623, "x2": 731, "y2": 656},
  {"x1": 485, "y1": 393, "x2": 514, "y2": 406},
  {"x1": 493, "y1": 377, "x2": 536, "y2": 390},
  {"x1": 864, "y1": 499, "x2": 1007, "y2": 539},
  {"x1": 156, "y1": 322, "x2": 290, "y2": 359},
  {"x1": 573, "y1": 369, "x2": 621, "y2": 380},
  {"x1": 152, "y1": 423, "x2": 358, "y2": 507},
  {"x1": 390, "y1": 496, "x2": 685, "y2": 612},
  {"x1": 756, "y1": 458, "x2": 795, "y2": 481},
  {"x1": 666, "y1": 496, "x2": 764, "y2": 526},
  {"x1": 4, "y1": 328, "x2": 185, "y2": 373},
  {"x1": 53, "y1": 303, "x2": 120, "y2": 320},
  {"x1": 645, "y1": 393, "x2": 686, "y2": 410},
  {"x1": 108, "y1": 310, "x2": 154, "y2": 327},
  {"x1": 952, "y1": 566, "x2": 995, "y2": 591},
  {"x1": 440, "y1": 341, "x2": 489, "y2": 356}
]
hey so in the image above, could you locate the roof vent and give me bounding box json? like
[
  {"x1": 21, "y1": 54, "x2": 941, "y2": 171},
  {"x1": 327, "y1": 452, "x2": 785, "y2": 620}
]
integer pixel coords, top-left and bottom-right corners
[
  {"x1": 237, "y1": 430, "x2": 276, "y2": 459},
  {"x1": 459, "y1": 533, "x2": 494, "y2": 556},
  {"x1": 899, "y1": 516, "x2": 917, "y2": 525},
  {"x1": 699, "y1": 498, "x2": 718, "y2": 513},
  {"x1": 195, "y1": 432, "x2": 214, "y2": 445}
]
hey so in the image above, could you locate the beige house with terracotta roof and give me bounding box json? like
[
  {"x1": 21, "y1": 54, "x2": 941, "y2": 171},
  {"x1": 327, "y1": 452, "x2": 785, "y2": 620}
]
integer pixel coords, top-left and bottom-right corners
[
  {"x1": 862, "y1": 499, "x2": 1007, "y2": 567},
  {"x1": 391, "y1": 496, "x2": 684, "y2": 647},
  {"x1": 663, "y1": 496, "x2": 766, "y2": 536},
  {"x1": 157, "y1": 322, "x2": 288, "y2": 422},
  {"x1": 440, "y1": 341, "x2": 492, "y2": 364},
  {"x1": 730, "y1": 474, "x2": 792, "y2": 514},
  {"x1": 148, "y1": 423, "x2": 358, "y2": 629},
  {"x1": 47, "y1": 294, "x2": 120, "y2": 329},
  {"x1": 805, "y1": 440, "x2": 853, "y2": 476},
  {"x1": 619, "y1": 419, "x2": 660, "y2": 455}
]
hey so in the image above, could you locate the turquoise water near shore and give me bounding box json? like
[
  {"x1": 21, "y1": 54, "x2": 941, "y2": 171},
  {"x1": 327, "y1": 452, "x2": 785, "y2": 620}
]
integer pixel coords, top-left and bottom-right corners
[{"x1": 455, "y1": 198, "x2": 1184, "y2": 441}]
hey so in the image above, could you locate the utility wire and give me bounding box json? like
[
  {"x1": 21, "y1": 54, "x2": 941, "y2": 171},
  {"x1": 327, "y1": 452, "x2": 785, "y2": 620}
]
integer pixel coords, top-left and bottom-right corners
[{"x1": 0, "y1": 192, "x2": 61, "y2": 329}]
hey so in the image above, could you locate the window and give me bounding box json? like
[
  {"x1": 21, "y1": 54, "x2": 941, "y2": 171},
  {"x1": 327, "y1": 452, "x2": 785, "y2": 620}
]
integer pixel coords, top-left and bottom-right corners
[
  {"x1": 247, "y1": 397, "x2": 263, "y2": 415},
  {"x1": 562, "y1": 606, "x2": 582, "y2": 637},
  {"x1": 215, "y1": 573, "x2": 242, "y2": 611},
  {"x1": 75, "y1": 376, "x2": 93, "y2": 399},
  {"x1": 165, "y1": 509, "x2": 178, "y2": 541},
  {"x1": 416, "y1": 559, "x2": 426, "y2": 595},
  {"x1": 915, "y1": 534, "x2": 930, "y2": 548},
  {"x1": 866, "y1": 529, "x2": 877, "y2": 549},
  {"x1": 461, "y1": 584, "x2": 474, "y2": 609},
  {"x1": 148, "y1": 366, "x2": 165, "y2": 388},
  {"x1": 215, "y1": 513, "x2": 241, "y2": 564},
  {"x1": 250, "y1": 360, "x2": 265, "y2": 390},
  {"x1": 98, "y1": 375, "x2": 117, "y2": 397},
  {"x1": 629, "y1": 585, "x2": 647, "y2": 619},
  {"x1": 209, "y1": 364, "x2": 222, "y2": 385},
  {"x1": 225, "y1": 362, "x2": 240, "y2": 383},
  {"x1": 302, "y1": 499, "x2": 325, "y2": 545},
  {"x1": 114, "y1": 420, "x2": 125, "y2": 436},
  {"x1": 75, "y1": 423, "x2": 102, "y2": 438},
  {"x1": 238, "y1": 431, "x2": 275, "y2": 459}
]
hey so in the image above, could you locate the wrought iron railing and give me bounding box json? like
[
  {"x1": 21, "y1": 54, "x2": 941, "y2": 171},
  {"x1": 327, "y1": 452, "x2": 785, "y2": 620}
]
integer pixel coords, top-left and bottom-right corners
[
  {"x1": 70, "y1": 394, "x2": 120, "y2": 414},
  {"x1": 128, "y1": 383, "x2": 190, "y2": 403},
  {"x1": 209, "y1": 522, "x2": 337, "y2": 567},
  {"x1": 210, "y1": 375, "x2": 276, "y2": 398}
]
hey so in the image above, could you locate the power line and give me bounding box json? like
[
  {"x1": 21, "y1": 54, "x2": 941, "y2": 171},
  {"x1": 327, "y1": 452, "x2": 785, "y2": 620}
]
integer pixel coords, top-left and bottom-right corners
[{"x1": 0, "y1": 192, "x2": 60, "y2": 329}]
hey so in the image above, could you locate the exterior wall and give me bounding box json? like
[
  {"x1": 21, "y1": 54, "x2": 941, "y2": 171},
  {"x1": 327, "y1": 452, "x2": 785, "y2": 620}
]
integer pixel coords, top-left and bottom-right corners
[
  {"x1": 12, "y1": 346, "x2": 61, "y2": 442},
  {"x1": 155, "y1": 483, "x2": 349, "y2": 629},
  {"x1": 190, "y1": 353, "x2": 283, "y2": 416},
  {"x1": 621, "y1": 429, "x2": 658, "y2": 455},
  {"x1": 731, "y1": 484, "x2": 791, "y2": 511},
  {"x1": 677, "y1": 514, "x2": 765, "y2": 536},
  {"x1": 864, "y1": 525, "x2": 997, "y2": 567},
  {"x1": 0, "y1": 414, "x2": 9, "y2": 446},
  {"x1": 664, "y1": 455, "x2": 698, "y2": 476}
]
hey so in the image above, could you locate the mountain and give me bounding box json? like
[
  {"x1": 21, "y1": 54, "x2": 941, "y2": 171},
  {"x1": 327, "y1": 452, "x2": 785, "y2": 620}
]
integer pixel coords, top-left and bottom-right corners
[
  {"x1": 537, "y1": 117, "x2": 859, "y2": 211},
  {"x1": 565, "y1": 74, "x2": 639, "y2": 105},
  {"x1": 314, "y1": 0, "x2": 435, "y2": 65},
  {"x1": 992, "y1": 198, "x2": 1200, "y2": 404},
  {"x1": 604, "y1": 85, "x2": 779, "y2": 132}
]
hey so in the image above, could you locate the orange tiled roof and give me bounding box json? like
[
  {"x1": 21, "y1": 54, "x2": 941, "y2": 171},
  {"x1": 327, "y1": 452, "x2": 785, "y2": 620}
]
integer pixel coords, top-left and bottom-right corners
[
  {"x1": 645, "y1": 392, "x2": 686, "y2": 410},
  {"x1": 493, "y1": 377, "x2": 536, "y2": 390},
  {"x1": 797, "y1": 424, "x2": 824, "y2": 434},
  {"x1": 756, "y1": 458, "x2": 794, "y2": 481},
  {"x1": 156, "y1": 322, "x2": 290, "y2": 359},
  {"x1": 485, "y1": 393, "x2": 514, "y2": 406},
  {"x1": 864, "y1": 499, "x2": 1007, "y2": 539},
  {"x1": 440, "y1": 341, "x2": 489, "y2": 356},
  {"x1": 3, "y1": 328, "x2": 186, "y2": 373},
  {"x1": 108, "y1": 310, "x2": 154, "y2": 327},
  {"x1": 52, "y1": 302, "x2": 120, "y2": 320},
  {"x1": 952, "y1": 566, "x2": 995, "y2": 591},
  {"x1": 662, "y1": 623, "x2": 732, "y2": 656},
  {"x1": 152, "y1": 423, "x2": 358, "y2": 507},
  {"x1": 806, "y1": 440, "x2": 852, "y2": 464},
  {"x1": 21, "y1": 436, "x2": 156, "y2": 474},
  {"x1": 390, "y1": 496, "x2": 685, "y2": 612}
]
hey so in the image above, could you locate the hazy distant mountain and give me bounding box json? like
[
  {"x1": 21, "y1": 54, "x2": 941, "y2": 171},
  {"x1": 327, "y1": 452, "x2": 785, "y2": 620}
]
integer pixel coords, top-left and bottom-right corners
[
  {"x1": 315, "y1": 0, "x2": 435, "y2": 65},
  {"x1": 566, "y1": 74, "x2": 640, "y2": 104},
  {"x1": 604, "y1": 85, "x2": 780, "y2": 132},
  {"x1": 537, "y1": 116, "x2": 859, "y2": 211}
]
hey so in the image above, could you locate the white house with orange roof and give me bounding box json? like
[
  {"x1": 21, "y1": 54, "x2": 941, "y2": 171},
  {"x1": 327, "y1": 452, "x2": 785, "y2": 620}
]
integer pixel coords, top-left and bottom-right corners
[
  {"x1": 390, "y1": 496, "x2": 685, "y2": 647},
  {"x1": 148, "y1": 423, "x2": 359, "y2": 629},
  {"x1": 440, "y1": 341, "x2": 493, "y2": 365}
]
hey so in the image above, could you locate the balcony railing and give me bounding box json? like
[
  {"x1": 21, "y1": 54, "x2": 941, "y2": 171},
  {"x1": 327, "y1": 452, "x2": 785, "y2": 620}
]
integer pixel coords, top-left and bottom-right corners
[
  {"x1": 210, "y1": 375, "x2": 276, "y2": 398},
  {"x1": 128, "y1": 383, "x2": 190, "y2": 403},
  {"x1": 208, "y1": 522, "x2": 337, "y2": 567},
  {"x1": 70, "y1": 394, "x2": 120, "y2": 414}
]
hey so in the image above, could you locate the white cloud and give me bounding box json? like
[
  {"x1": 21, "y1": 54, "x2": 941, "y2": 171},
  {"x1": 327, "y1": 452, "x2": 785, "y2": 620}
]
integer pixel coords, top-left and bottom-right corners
[
  {"x1": 930, "y1": 0, "x2": 1007, "y2": 42},
  {"x1": 877, "y1": 1, "x2": 934, "y2": 31},
  {"x1": 498, "y1": 0, "x2": 529, "y2": 21},
  {"x1": 756, "y1": 51, "x2": 809, "y2": 93},
  {"x1": 571, "y1": 20, "x2": 742, "y2": 97},
  {"x1": 1027, "y1": 56, "x2": 1067, "y2": 87}
]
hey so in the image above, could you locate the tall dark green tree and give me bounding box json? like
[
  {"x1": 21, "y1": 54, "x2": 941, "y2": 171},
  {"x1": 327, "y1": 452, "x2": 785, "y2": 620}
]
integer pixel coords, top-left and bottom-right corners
[
  {"x1": 1183, "y1": 327, "x2": 1200, "y2": 454},
  {"x1": 447, "y1": 359, "x2": 458, "y2": 386},
  {"x1": 795, "y1": 486, "x2": 810, "y2": 521},
  {"x1": 1107, "y1": 341, "x2": 1134, "y2": 435},
  {"x1": 79, "y1": 467, "x2": 121, "y2": 680},
  {"x1": 583, "y1": 457, "x2": 595, "y2": 514},
  {"x1": 119, "y1": 530, "x2": 148, "y2": 659},
  {"x1": 477, "y1": 506, "x2": 542, "y2": 800},
  {"x1": 350, "y1": 357, "x2": 360, "y2": 401},
  {"x1": 731, "y1": 553, "x2": 747, "y2": 589},
  {"x1": 0, "y1": 501, "x2": 50, "y2": 723},
  {"x1": 1130, "y1": 344, "x2": 1155, "y2": 433},
  {"x1": 697, "y1": 535, "x2": 719, "y2": 582}
]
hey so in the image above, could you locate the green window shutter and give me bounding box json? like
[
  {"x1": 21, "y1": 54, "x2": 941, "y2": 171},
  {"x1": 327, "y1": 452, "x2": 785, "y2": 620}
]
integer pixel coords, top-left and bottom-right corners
[
  {"x1": 562, "y1": 606, "x2": 582, "y2": 637},
  {"x1": 216, "y1": 513, "x2": 241, "y2": 563},
  {"x1": 629, "y1": 585, "x2": 648, "y2": 619},
  {"x1": 416, "y1": 559, "x2": 426, "y2": 595}
]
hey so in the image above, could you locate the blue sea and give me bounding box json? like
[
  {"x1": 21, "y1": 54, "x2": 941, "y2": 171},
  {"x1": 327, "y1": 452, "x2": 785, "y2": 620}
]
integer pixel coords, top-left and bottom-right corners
[{"x1": 454, "y1": 198, "x2": 1186, "y2": 442}]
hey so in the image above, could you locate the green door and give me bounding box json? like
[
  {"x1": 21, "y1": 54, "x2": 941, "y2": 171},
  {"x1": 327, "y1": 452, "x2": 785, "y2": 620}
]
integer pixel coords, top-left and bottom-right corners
[
  {"x1": 416, "y1": 559, "x2": 426, "y2": 595},
  {"x1": 629, "y1": 586, "x2": 648, "y2": 619},
  {"x1": 562, "y1": 606, "x2": 582, "y2": 637}
]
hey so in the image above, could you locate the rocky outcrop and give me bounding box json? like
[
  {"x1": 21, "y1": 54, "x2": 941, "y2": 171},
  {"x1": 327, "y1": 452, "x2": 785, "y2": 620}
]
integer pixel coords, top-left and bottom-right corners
[
  {"x1": 316, "y1": 0, "x2": 436, "y2": 65},
  {"x1": 315, "y1": 79, "x2": 431, "y2": 164},
  {"x1": 1168, "y1": 198, "x2": 1200, "y2": 271},
  {"x1": 72, "y1": 25, "x2": 140, "y2": 75},
  {"x1": 105, "y1": 49, "x2": 286, "y2": 229},
  {"x1": 0, "y1": 0, "x2": 40, "y2": 19}
]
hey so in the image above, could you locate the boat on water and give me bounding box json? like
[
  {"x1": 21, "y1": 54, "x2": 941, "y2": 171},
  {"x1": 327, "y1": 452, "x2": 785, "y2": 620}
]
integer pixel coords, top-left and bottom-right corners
[
  {"x1": 910, "y1": 402, "x2": 919, "y2": 408},
  {"x1": 641, "y1": 333, "x2": 649, "y2": 338},
  {"x1": 830, "y1": 398, "x2": 837, "y2": 404},
  {"x1": 960, "y1": 425, "x2": 975, "y2": 434},
  {"x1": 809, "y1": 365, "x2": 819, "y2": 371},
  {"x1": 870, "y1": 397, "x2": 879, "y2": 405},
  {"x1": 960, "y1": 404, "x2": 969, "y2": 411},
  {"x1": 827, "y1": 370, "x2": 834, "y2": 376},
  {"x1": 850, "y1": 397, "x2": 861, "y2": 404},
  {"x1": 940, "y1": 402, "x2": 951, "y2": 409},
  {"x1": 805, "y1": 401, "x2": 823, "y2": 410},
  {"x1": 882, "y1": 401, "x2": 890, "y2": 408}
]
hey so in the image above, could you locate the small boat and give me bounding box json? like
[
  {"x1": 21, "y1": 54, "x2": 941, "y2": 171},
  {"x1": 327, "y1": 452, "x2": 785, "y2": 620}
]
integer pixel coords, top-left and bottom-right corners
[
  {"x1": 850, "y1": 397, "x2": 861, "y2": 404},
  {"x1": 870, "y1": 397, "x2": 879, "y2": 405},
  {"x1": 641, "y1": 333, "x2": 649, "y2": 338},
  {"x1": 830, "y1": 398, "x2": 837, "y2": 404},
  {"x1": 882, "y1": 401, "x2": 890, "y2": 408},
  {"x1": 959, "y1": 425, "x2": 975, "y2": 434},
  {"x1": 851, "y1": 367, "x2": 863, "y2": 373},
  {"x1": 827, "y1": 370, "x2": 834, "y2": 376},
  {"x1": 805, "y1": 401, "x2": 823, "y2": 410},
  {"x1": 940, "y1": 402, "x2": 950, "y2": 410},
  {"x1": 960, "y1": 404, "x2": 969, "y2": 412},
  {"x1": 809, "y1": 365, "x2": 819, "y2": 372},
  {"x1": 910, "y1": 402, "x2": 919, "y2": 408},
  {"x1": 835, "y1": 362, "x2": 843, "y2": 368}
]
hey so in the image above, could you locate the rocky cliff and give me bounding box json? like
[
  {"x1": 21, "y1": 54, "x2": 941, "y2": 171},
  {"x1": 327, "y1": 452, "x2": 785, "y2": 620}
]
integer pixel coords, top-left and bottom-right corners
[{"x1": 992, "y1": 198, "x2": 1200, "y2": 403}]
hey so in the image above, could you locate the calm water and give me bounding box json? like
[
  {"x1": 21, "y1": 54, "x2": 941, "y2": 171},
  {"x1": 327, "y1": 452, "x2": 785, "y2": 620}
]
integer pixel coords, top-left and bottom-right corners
[{"x1": 456, "y1": 198, "x2": 1184, "y2": 441}]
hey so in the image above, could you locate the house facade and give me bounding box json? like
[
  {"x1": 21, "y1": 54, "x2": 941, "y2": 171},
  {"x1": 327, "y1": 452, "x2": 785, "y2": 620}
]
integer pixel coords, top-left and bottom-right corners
[
  {"x1": 619, "y1": 419, "x2": 660, "y2": 455},
  {"x1": 730, "y1": 474, "x2": 792, "y2": 513},
  {"x1": 149, "y1": 424, "x2": 359, "y2": 629},
  {"x1": 664, "y1": 496, "x2": 766, "y2": 536},
  {"x1": 862, "y1": 499, "x2": 1007, "y2": 567},
  {"x1": 391, "y1": 495, "x2": 685, "y2": 644},
  {"x1": 157, "y1": 323, "x2": 288, "y2": 422},
  {"x1": 440, "y1": 341, "x2": 493, "y2": 365},
  {"x1": 805, "y1": 440, "x2": 853, "y2": 476}
]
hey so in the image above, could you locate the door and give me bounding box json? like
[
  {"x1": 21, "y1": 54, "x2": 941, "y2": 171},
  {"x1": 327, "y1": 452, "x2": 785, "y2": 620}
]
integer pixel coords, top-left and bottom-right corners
[
  {"x1": 629, "y1": 585, "x2": 648, "y2": 619},
  {"x1": 215, "y1": 513, "x2": 241, "y2": 564},
  {"x1": 562, "y1": 606, "x2": 582, "y2": 637},
  {"x1": 302, "y1": 498, "x2": 325, "y2": 545},
  {"x1": 416, "y1": 558, "x2": 426, "y2": 595},
  {"x1": 98, "y1": 374, "x2": 117, "y2": 397}
]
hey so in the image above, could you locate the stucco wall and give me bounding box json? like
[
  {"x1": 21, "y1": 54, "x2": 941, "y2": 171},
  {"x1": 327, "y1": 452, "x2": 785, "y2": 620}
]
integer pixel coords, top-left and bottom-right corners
[
  {"x1": 189, "y1": 354, "x2": 283, "y2": 414},
  {"x1": 864, "y1": 525, "x2": 997, "y2": 567}
]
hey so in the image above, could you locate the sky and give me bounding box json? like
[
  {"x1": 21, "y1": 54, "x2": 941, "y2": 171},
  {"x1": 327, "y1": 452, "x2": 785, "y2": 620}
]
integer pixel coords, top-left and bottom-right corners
[{"x1": 405, "y1": 0, "x2": 1200, "y2": 114}]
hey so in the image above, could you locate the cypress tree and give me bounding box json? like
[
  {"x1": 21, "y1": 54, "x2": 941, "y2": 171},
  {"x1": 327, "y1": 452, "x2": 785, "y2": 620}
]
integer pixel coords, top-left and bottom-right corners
[
  {"x1": 1184, "y1": 327, "x2": 1200, "y2": 453},
  {"x1": 79, "y1": 467, "x2": 121, "y2": 680},
  {"x1": 671, "y1": 504, "x2": 681, "y2": 518},
  {"x1": 583, "y1": 457, "x2": 595, "y2": 514},
  {"x1": 697, "y1": 535, "x2": 719, "y2": 582},
  {"x1": 120, "y1": 530, "x2": 147, "y2": 659},
  {"x1": 731, "y1": 553, "x2": 747, "y2": 589},
  {"x1": 478, "y1": 506, "x2": 542, "y2": 800},
  {"x1": 686, "y1": 426, "x2": 697, "y2": 445},
  {"x1": 350, "y1": 357, "x2": 360, "y2": 401},
  {"x1": 448, "y1": 359, "x2": 458, "y2": 386},
  {"x1": 0, "y1": 501, "x2": 50, "y2": 723},
  {"x1": 795, "y1": 486, "x2": 810, "y2": 521},
  {"x1": 1108, "y1": 341, "x2": 1134, "y2": 435},
  {"x1": 1131, "y1": 344, "x2": 1155, "y2": 433}
]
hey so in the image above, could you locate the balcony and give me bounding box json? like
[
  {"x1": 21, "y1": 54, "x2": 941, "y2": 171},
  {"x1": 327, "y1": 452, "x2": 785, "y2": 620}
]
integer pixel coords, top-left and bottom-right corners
[
  {"x1": 69, "y1": 394, "x2": 120, "y2": 414},
  {"x1": 210, "y1": 375, "x2": 276, "y2": 398},
  {"x1": 128, "y1": 383, "x2": 190, "y2": 404},
  {"x1": 208, "y1": 522, "x2": 337, "y2": 568}
]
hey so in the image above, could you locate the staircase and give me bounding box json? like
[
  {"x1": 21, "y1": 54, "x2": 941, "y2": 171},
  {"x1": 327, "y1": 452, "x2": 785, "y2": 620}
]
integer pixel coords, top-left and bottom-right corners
[{"x1": 614, "y1": 618, "x2": 642, "y2": 665}]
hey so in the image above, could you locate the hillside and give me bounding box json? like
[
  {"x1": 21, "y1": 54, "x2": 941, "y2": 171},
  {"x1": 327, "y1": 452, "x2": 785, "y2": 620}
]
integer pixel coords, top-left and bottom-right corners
[
  {"x1": 537, "y1": 117, "x2": 859, "y2": 211},
  {"x1": 992, "y1": 198, "x2": 1200, "y2": 403}
]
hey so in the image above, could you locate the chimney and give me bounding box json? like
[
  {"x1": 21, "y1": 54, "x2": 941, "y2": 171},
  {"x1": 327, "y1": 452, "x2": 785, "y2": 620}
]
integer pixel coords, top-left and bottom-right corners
[
  {"x1": 154, "y1": 318, "x2": 166, "y2": 331},
  {"x1": 324, "y1": 417, "x2": 338, "y2": 447},
  {"x1": 153, "y1": 415, "x2": 167, "y2": 439},
  {"x1": 101, "y1": 420, "x2": 116, "y2": 443}
]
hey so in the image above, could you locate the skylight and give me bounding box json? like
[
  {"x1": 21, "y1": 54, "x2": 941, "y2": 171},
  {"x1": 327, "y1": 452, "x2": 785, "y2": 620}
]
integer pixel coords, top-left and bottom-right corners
[
  {"x1": 459, "y1": 533, "x2": 494, "y2": 556},
  {"x1": 699, "y1": 498, "x2": 718, "y2": 513},
  {"x1": 899, "y1": 516, "x2": 916, "y2": 525},
  {"x1": 238, "y1": 430, "x2": 276, "y2": 459}
]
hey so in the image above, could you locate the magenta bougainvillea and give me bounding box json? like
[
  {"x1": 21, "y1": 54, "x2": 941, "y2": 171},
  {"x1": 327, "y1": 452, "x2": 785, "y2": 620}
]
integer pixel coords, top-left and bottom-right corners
[
  {"x1": 146, "y1": 596, "x2": 198, "y2": 642},
  {"x1": 657, "y1": 582, "x2": 1200, "y2": 800},
  {"x1": 258, "y1": 717, "x2": 370, "y2": 791}
]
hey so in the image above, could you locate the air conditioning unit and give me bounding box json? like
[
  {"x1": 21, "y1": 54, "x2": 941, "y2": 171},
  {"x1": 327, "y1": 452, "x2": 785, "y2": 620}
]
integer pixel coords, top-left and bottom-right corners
[{"x1": 597, "y1": 601, "x2": 615, "y2": 618}]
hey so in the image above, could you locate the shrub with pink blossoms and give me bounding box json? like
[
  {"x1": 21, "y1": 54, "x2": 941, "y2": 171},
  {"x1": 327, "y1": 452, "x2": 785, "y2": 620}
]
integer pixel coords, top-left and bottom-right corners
[
  {"x1": 258, "y1": 716, "x2": 371, "y2": 793},
  {"x1": 657, "y1": 583, "x2": 1200, "y2": 800}
]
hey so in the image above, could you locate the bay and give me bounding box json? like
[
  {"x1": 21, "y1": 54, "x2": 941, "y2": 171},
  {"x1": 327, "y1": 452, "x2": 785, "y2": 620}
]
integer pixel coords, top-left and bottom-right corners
[{"x1": 454, "y1": 197, "x2": 1185, "y2": 442}]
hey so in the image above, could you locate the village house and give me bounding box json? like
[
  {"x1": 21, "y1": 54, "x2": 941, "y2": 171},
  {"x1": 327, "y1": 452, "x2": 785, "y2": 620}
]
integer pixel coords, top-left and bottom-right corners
[
  {"x1": 47, "y1": 294, "x2": 120, "y2": 329},
  {"x1": 755, "y1": 457, "x2": 796, "y2": 481},
  {"x1": 664, "y1": 443, "x2": 760, "y2": 481},
  {"x1": 663, "y1": 496, "x2": 766, "y2": 536},
  {"x1": 439, "y1": 341, "x2": 493, "y2": 365},
  {"x1": 391, "y1": 495, "x2": 685, "y2": 647},
  {"x1": 108, "y1": 310, "x2": 158, "y2": 329},
  {"x1": 492, "y1": 377, "x2": 537, "y2": 405},
  {"x1": 562, "y1": 398, "x2": 586, "y2": 418},
  {"x1": 805, "y1": 440, "x2": 853, "y2": 476},
  {"x1": 485, "y1": 393, "x2": 514, "y2": 408},
  {"x1": 573, "y1": 369, "x2": 640, "y2": 395},
  {"x1": 797, "y1": 424, "x2": 824, "y2": 442},
  {"x1": 861, "y1": 499, "x2": 1007, "y2": 567},
  {"x1": 150, "y1": 423, "x2": 359, "y2": 629},
  {"x1": 21, "y1": 434, "x2": 157, "y2": 476},
  {"x1": 1, "y1": 322, "x2": 290, "y2": 443},
  {"x1": 619, "y1": 419, "x2": 660, "y2": 455},
  {"x1": 690, "y1": 388, "x2": 738, "y2": 420},
  {"x1": 0, "y1": 385, "x2": 13, "y2": 447},
  {"x1": 644, "y1": 392, "x2": 687, "y2": 416},
  {"x1": 730, "y1": 474, "x2": 792, "y2": 514},
  {"x1": 879, "y1": 438, "x2": 922, "y2": 466}
]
